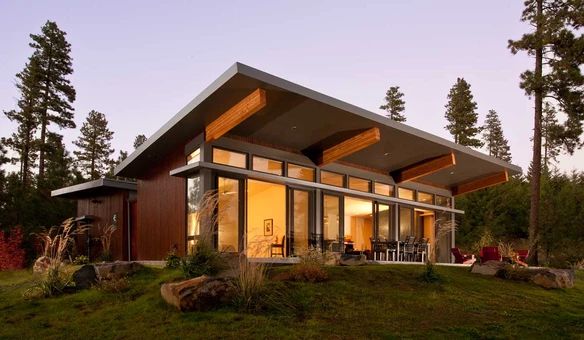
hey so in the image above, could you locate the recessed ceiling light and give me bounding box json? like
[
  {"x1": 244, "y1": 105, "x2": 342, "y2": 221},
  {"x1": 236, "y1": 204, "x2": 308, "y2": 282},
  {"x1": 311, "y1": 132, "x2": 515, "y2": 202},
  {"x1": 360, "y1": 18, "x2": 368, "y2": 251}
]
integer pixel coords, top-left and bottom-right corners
[
  {"x1": 291, "y1": 126, "x2": 297, "y2": 130},
  {"x1": 450, "y1": 171, "x2": 455, "y2": 175},
  {"x1": 384, "y1": 152, "x2": 390, "y2": 156}
]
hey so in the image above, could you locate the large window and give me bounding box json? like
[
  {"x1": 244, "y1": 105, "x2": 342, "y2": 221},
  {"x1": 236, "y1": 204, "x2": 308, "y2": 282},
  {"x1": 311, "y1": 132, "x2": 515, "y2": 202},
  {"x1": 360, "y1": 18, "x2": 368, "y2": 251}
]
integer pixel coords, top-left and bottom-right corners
[
  {"x1": 213, "y1": 148, "x2": 247, "y2": 168},
  {"x1": 320, "y1": 171, "x2": 344, "y2": 187},
  {"x1": 187, "y1": 148, "x2": 200, "y2": 164},
  {"x1": 218, "y1": 177, "x2": 239, "y2": 252},
  {"x1": 377, "y1": 203, "x2": 392, "y2": 240},
  {"x1": 186, "y1": 176, "x2": 202, "y2": 253},
  {"x1": 247, "y1": 179, "x2": 286, "y2": 257},
  {"x1": 348, "y1": 176, "x2": 371, "y2": 192},
  {"x1": 287, "y1": 163, "x2": 315, "y2": 181},
  {"x1": 323, "y1": 195, "x2": 341, "y2": 252},
  {"x1": 344, "y1": 197, "x2": 373, "y2": 252},
  {"x1": 398, "y1": 187, "x2": 415, "y2": 200},
  {"x1": 252, "y1": 156, "x2": 283, "y2": 175},
  {"x1": 399, "y1": 207, "x2": 413, "y2": 241},
  {"x1": 374, "y1": 182, "x2": 393, "y2": 196},
  {"x1": 291, "y1": 189, "x2": 310, "y2": 256}
]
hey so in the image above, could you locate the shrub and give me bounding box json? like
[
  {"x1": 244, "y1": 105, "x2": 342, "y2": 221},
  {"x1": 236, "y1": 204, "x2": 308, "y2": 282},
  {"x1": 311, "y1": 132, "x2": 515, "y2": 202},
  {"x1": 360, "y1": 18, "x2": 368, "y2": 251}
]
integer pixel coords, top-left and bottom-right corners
[
  {"x1": 233, "y1": 254, "x2": 267, "y2": 311},
  {"x1": 420, "y1": 261, "x2": 441, "y2": 283},
  {"x1": 287, "y1": 247, "x2": 328, "y2": 283},
  {"x1": 73, "y1": 255, "x2": 89, "y2": 265},
  {"x1": 165, "y1": 248, "x2": 181, "y2": 269},
  {"x1": 96, "y1": 276, "x2": 130, "y2": 293},
  {"x1": 181, "y1": 242, "x2": 224, "y2": 278},
  {"x1": 98, "y1": 224, "x2": 117, "y2": 262},
  {"x1": 0, "y1": 227, "x2": 26, "y2": 270}
]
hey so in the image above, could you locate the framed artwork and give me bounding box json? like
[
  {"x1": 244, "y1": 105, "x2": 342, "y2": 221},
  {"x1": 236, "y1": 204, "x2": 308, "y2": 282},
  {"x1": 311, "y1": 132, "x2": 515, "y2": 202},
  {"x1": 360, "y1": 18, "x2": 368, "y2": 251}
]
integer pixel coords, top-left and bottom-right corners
[{"x1": 264, "y1": 218, "x2": 273, "y2": 236}]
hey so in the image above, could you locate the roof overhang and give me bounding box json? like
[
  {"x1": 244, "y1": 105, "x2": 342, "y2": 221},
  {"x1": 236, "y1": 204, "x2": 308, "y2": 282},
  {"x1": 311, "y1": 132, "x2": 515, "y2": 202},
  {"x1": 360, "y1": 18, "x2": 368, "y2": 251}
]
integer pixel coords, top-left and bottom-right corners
[
  {"x1": 115, "y1": 62, "x2": 522, "y2": 191},
  {"x1": 51, "y1": 178, "x2": 137, "y2": 199}
]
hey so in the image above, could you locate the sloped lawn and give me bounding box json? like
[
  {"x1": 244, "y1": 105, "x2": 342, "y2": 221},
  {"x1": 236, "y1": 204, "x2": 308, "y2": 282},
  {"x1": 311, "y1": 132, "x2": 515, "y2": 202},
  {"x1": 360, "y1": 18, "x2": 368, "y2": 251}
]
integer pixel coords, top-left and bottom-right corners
[{"x1": 0, "y1": 265, "x2": 583, "y2": 339}]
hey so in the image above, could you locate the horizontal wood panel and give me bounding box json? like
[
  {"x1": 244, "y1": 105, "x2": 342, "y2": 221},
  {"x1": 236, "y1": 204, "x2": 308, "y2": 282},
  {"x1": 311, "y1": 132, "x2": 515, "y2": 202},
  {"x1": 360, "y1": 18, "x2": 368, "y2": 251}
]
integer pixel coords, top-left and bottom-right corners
[
  {"x1": 393, "y1": 153, "x2": 456, "y2": 183},
  {"x1": 319, "y1": 127, "x2": 380, "y2": 166},
  {"x1": 452, "y1": 170, "x2": 509, "y2": 196}
]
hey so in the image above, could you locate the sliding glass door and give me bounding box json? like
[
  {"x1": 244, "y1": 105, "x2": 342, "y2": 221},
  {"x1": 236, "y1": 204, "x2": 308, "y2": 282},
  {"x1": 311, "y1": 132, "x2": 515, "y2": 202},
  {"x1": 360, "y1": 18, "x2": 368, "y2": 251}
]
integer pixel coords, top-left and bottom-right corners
[
  {"x1": 217, "y1": 176, "x2": 242, "y2": 253},
  {"x1": 289, "y1": 188, "x2": 313, "y2": 256}
]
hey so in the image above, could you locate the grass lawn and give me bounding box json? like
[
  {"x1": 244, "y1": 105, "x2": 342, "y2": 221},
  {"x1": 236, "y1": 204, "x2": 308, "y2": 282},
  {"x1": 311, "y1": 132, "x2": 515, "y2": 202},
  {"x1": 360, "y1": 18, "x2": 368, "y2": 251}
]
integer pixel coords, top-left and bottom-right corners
[{"x1": 0, "y1": 265, "x2": 583, "y2": 339}]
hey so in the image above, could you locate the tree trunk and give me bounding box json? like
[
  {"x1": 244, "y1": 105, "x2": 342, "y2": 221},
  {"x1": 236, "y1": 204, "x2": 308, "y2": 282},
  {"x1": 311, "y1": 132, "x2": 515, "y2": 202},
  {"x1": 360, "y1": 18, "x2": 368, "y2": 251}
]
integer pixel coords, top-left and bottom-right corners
[{"x1": 528, "y1": 0, "x2": 544, "y2": 266}]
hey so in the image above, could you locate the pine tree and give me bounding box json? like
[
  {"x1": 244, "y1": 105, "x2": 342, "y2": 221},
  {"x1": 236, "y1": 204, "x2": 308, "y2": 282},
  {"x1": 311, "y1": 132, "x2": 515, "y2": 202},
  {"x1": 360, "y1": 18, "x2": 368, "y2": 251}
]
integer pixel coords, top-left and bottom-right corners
[
  {"x1": 379, "y1": 86, "x2": 406, "y2": 122},
  {"x1": 3, "y1": 57, "x2": 43, "y2": 188},
  {"x1": 541, "y1": 102, "x2": 564, "y2": 169},
  {"x1": 482, "y1": 110, "x2": 512, "y2": 162},
  {"x1": 444, "y1": 78, "x2": 483, "y2": 148},
  {"x1": 29, "y1": 21, "x2": 76, "y2": 183},
  {"x1": 43, "y1": 132, "x2": 75, "y2": 190},
  {"x1": 73, "y1": 110, "x2": 114, "y2": 180},
  {"x1": 133, "y1": 134, "x2": 147, "y2": 149},
  {"x1": 508, "y1": 0, "x2": 584, "y2": 264},
  {"x1": 107, "y1": 150, "x2": 128, "y2": 178}
]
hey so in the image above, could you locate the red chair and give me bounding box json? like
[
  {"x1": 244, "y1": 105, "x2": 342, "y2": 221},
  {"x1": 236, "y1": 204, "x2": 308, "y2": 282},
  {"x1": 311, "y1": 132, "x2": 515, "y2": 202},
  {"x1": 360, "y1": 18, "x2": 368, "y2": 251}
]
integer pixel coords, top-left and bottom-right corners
[
  {"x1": 451, "y1": 248, "x2": 475, "y2": 264},
  {"x1": 480, "y1": 246, "x2": 501, "y2": 262}
]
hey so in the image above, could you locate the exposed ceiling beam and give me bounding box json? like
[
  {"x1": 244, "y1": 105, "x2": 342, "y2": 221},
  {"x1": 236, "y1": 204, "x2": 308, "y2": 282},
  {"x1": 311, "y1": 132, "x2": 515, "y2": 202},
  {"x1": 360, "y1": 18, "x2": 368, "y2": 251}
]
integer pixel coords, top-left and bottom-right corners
[
  {"x1": 205, "y1": 88, "x2": 267, "y2": 142},
  {"x1": 451, "y1": 170, "x2": 509, "y2": 196},
  {"x1": 392, "y1": 153, "x2": 456, "y2": 183},
  {"x1": 315, "y1": 127, "x2": 381, "y2": 166}
]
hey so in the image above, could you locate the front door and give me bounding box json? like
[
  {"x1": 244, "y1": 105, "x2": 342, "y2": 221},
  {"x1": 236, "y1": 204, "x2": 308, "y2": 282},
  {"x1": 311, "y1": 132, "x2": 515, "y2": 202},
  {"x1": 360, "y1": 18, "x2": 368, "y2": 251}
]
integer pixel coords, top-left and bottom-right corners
[{"x1": 289, "y1": 188, "x2": 313, "y2": 256}]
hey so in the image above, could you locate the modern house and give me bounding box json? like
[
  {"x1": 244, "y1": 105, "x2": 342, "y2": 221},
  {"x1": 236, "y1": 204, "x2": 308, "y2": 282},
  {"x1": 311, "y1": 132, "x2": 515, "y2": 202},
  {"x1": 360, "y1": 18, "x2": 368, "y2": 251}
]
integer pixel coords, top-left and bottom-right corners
[{"x1": 52, "y1": 63, "x2": 521, "y2": 263}]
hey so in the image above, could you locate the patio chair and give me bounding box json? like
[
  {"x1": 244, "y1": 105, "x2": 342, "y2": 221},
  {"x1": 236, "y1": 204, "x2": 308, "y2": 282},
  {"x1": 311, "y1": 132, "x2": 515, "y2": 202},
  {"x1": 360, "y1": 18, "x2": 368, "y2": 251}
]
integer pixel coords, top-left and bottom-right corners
[
  {"x1": 416, "y1": 238, "x2": 429, "y2": 262},
  {"x1": 371, "y1": 238, "x2": 388, "y2": 261},
  {"x1": 270, "y1": 235, "x2": 285, "y2": 257},
  {"x1": 479, "y1": 246, "x2": 501, "y2": 262},
  {"x1": 386, "y1": 240, "x2": 398, "y2": 261},
  {"x1": 451, "y1": 247, "x2": 475, "y2": 264},
  {"x1": 402, "y1": 236, "x2": 416, "y2": 261}
]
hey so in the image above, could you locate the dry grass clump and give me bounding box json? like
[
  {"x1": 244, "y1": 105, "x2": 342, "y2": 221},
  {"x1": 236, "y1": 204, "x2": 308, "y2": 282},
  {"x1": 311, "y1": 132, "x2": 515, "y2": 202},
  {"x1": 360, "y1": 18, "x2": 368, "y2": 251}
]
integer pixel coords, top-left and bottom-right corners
[
  {"x1": 233, "y1": 254, "x2": 267, "y2": 311},
  {"x1": 98, "y1": 224, "x2": 117, "y2": 261},
  {"x1": 288, "y1": 247, "x2": 328, "y2": 283},
  {"x1": 498, "y1": 242, "x2": 517, "y2": 261},
  {"x1": 96, "y1": 275, "x2": 130, "y2": 293}
]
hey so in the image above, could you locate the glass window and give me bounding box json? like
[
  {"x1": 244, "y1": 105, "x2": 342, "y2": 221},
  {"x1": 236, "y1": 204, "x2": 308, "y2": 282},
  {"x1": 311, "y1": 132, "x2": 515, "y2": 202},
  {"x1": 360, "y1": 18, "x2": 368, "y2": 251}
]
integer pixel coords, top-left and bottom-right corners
[
  {"x1": 436, "y1": 195, "x2": 452, "y2": 208},
  {"x1": 247, "y1": 179, "x2": 286, "y2": 258},
  {"x1": 291, "y1": 190, "x2": 310, "y2": 256},
  {"x1": 187, "y1": 176, "x2": 202, "y2": 253},
  {"x1": 186, "y1": 148, "x2": 200, "y2": 164},
  {"x1": 398, "y1": 187, "x2": 415, "y2": 200},
  {"x1": 349, "y1": 177, "x2": 371, "y2": 192},
  {"x1": 252, "y1": 156, "x2": 283, "y2": 175},
  {"x1": 344, "y1": 197, "x2": 374, "y2": 252},
  {"x1": 320, "y1": 171, "x2": 344, "y2": 187},
  {"x1": 374, "y1": 182, "x2": 393, "y2": 196},
  {"x1": 399, "y1": 207, "x2": 413, "y2": 241},
  {"x1": 213, "y1": 148, "x2": 246, "y2": 168},
  {"x1": 377, "y1": 204, "x2": 392, "y2": 240},
  {"x1": 417, "y1": 192, "x2": 434, "y2": 204},
  {"x1": 218, "y1": 177, "x2": 240, "y2": 253},
  {"x1": 287, "y1": 163, "x2": 315, "y2": 181},
  {"x1": 323, "y1": 195, "x2": 341, "y2": 252}
]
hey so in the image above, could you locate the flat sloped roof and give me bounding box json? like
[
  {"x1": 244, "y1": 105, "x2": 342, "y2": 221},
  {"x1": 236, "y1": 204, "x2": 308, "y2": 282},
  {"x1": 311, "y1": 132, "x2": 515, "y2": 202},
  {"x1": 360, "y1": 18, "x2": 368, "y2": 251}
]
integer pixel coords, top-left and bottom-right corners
[
  {"x1": 114, "y1": 62, "x2": 521, "y2": 188},
  {"x1": 51, "y1": 178, "x2": 136, "y2": 199}
]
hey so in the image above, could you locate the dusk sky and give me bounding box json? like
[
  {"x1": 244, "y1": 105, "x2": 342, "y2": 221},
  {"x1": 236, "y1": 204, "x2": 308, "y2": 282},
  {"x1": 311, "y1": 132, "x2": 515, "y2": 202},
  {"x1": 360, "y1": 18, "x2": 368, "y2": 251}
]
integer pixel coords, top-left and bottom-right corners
[{"x1": 1, "y1": 1, "x2": 583, "y2": 174}]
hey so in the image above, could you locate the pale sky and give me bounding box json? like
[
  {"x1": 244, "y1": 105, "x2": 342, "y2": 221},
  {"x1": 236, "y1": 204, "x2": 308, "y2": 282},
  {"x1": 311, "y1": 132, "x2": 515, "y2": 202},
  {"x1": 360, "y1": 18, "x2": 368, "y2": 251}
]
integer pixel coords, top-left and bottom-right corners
[{"x1": 1, "y1": 1, "x2": 583, "y2": 174}]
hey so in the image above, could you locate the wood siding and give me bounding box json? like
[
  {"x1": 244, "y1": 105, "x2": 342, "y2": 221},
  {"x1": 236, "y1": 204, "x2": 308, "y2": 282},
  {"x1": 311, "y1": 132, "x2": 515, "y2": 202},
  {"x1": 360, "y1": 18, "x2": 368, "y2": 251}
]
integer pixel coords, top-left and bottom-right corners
[
  {"x1": 136, "y1": 148, "x2": 186, "y2": 260},
  {"x1": 76, "y1": 191, "x2": 128, "y2": 261}
]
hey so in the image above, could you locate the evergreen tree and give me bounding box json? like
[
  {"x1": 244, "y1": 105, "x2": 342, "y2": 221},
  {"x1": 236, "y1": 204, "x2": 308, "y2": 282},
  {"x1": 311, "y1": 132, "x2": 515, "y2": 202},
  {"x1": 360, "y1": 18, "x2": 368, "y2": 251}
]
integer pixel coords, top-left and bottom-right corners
[
  {"x1": 379, "y1": 86, "x2": 406, "y2": 122},
  {"x1": 133, "y1": 134, "x2": 147, "y2": 149},
  {"x1": 482, "y1": 110, "x2": 512, "y2": 162},
  {"x1": 73, "y1": 110, "x2": 114, "y2": 180},
  {"x1": 43, "y1": 132, "x2": 75, "y2": 190},
  {"x1": 29, "y1": 21, "x2": 76, "y2": 183},
  {"x1": 3, "y1": 58, "x2": 43, "y2": 188},
  {"x1": 541, "y1": 102, "x2": 563, "y2": 169},
  {"x1": 444, "y1": 78, "x2": 483, "y2": 147},
  {"x1": 508, "y1": 0, "x2": 584, "y2": 264},
  {"x1": 107, "y1": 150, "x2": 128, "y2": 178}
]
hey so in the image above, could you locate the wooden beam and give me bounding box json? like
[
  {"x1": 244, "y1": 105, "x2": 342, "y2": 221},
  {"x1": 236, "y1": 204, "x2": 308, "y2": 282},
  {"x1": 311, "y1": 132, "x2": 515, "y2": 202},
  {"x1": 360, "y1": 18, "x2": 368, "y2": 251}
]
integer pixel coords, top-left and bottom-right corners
[
  {"x1": 452, "y1": 170, "x2": 509, "y2": 196},
  {"x1": 205, "y1": 88, "x2": 267, "y2": 142},
  {"x1": 393, "y1": 153, "x2": 456, "y2": 183},
  {"x1": 317, "y1": 127, "x2": 381, "y2": 166}
]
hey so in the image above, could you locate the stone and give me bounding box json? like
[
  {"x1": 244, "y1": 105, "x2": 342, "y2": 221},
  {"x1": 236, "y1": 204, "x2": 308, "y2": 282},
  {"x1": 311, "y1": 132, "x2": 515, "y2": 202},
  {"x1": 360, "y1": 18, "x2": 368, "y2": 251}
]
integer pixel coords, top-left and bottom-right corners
[
  {"x1": 160, "y1": 275, "x2": 235, "y2": 312},
  {"x1": 32, "y1": 256, "x2": 51, "y2": 274},
  {"x1": 531, "y1": 269, "x2": 575, "y2": 289},
  {"x1": 470, "y1": 260, "x2": 507, "y2": 276},
  {"x1": 73, "y1": 264, "x2": 99, "y2": 289},
  {"x1": 339, "y1": 254, "x2": 367, "y2": 266},
  {"x1": 324, "y1": 252, "x2": 342, "y2": 266},
  {"x1": 94, "y1": 261, "x2": 142, "y2": 280}
]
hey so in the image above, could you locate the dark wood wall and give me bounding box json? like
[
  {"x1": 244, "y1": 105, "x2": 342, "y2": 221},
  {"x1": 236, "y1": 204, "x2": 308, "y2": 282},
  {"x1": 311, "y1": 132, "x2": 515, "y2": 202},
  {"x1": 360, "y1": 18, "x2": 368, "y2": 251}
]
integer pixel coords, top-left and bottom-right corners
[
  {"x1": 76, "y1": 191, "x2": 129, "y2": 261},
  {"x1": 136, "y1": 148, "x2": 186, "y2": 260}
]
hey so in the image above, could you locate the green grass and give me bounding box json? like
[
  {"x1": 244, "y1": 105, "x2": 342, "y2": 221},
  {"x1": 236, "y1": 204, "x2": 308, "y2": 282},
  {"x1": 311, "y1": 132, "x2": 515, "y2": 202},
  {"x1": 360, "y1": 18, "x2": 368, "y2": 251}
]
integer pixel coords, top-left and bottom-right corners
[{"x1": 1, "y1": 265, "x2": 583, "y2": 339}]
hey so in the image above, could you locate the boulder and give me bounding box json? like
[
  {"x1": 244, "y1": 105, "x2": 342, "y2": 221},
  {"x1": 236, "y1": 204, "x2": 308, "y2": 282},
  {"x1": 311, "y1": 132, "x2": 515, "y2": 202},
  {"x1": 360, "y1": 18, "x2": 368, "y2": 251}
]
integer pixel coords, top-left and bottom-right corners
[
  {"x1": 339, "y1": 254, "x2": 367, "y2": 266},
  {"x1": 324, "y1": 252, "x2": 342, "y2": 266},
  {"x1": 470, "y1": 260, "x2": 507, "y2": 276},
  {"x1": 73, "y1": 264, "x2": 98, "y2": 289},
  {"x1": 94, "y1": 261, "x2": 142, "y2": 280},
  {"x1": 531, "y1": 269, "x2": 575, "y2": 289},
  {"x1": 33, "y1": 256, "x2": 51, "y2": 274},
  {"x1": 160, "y1": 275, "x2": 235, "y2": 312}
]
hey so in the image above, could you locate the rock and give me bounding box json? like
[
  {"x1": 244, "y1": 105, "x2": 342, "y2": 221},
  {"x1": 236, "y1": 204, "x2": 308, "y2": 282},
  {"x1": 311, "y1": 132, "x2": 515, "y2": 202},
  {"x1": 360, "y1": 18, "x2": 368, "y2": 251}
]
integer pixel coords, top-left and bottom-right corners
[
  {"x1": 160, "y1": 275, "x2": 235, "y2": 312},
  {"x1": 470, "y1": 260, "x2": 506, "y2": 276},
  {"x1": 73, "y1": 265, "x2": 98, "y2": 289},
  {"x1": 324, "y1": 252, "x2": 342, "y2": 266},
  {"x1": 339, "y1": 254, "x2": 367, "y2": 266},
  {"x1": 94, "y1": 261, "x2": 142, "y2": 280},
  {"x1": 531, "y1": 269, "x2": 575, "y2": 289},
  {"x1": 33, "y1": 256, "x2": 51, "y2": 274}
]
